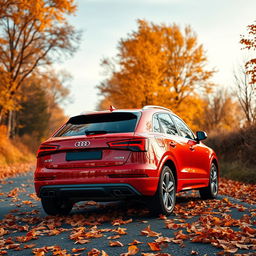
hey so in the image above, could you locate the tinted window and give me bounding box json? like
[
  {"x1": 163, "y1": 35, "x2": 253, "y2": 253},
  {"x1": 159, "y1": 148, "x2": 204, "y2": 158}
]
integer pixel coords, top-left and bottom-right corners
[
  {"x1": 158, "y1": 113, "x2": 178, "y2": 135},
  {"x1": 54, "y1": 112, "x2": 140, "y2": 137},
  {"x1": 153, "y1": 115, "x2": 161, "y2": 133},
  {"x1": 172, "y1": 115, "x2": 195, "y2": 139}
]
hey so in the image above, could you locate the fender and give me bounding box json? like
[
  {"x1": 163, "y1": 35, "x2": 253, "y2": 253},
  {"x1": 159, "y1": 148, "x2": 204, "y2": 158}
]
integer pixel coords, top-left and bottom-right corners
[{"x1": 155, "y1": 152, "x2": 180, "y2": 187}]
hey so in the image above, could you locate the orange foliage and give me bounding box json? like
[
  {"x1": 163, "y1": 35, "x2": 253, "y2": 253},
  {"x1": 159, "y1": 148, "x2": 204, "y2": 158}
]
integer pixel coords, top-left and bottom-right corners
[
  {"x1": 0, "y1": 125, "x2": 34, "y2": 166},
  {"x1": 98, "y1": 20, "x2": 215, "y2": 129},
  {"x1": 240, "y1": 22, "x2": 256, "y2": 84},
  {"x1": 0, "y1": 0, "x2": 79, "y2": 119}
]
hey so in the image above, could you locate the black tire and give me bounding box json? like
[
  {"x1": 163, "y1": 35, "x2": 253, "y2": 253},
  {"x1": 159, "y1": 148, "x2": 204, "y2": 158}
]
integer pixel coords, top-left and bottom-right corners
[
  {"x1": 199, "y1": 163, "x2": 218, "y2": 199},
  {"x1": 149, "y1": 166, "x2": 176, "y2": 216},
  {"x1": 41, "y1": 198, "x2": 73, "y2": 216}
]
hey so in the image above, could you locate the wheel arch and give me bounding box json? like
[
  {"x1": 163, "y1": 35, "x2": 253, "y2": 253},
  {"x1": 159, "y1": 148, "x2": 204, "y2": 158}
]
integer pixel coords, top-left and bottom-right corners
[
  {"x1": 163, "y1": 159, "x2": 177, "y2": 187},
  {"x1": 157, "y1": 156, "x2": 181, "y2": 191}
]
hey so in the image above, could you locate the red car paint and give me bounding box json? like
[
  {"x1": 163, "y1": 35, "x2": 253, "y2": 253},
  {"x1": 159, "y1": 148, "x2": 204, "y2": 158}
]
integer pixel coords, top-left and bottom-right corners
[{"x1": 34, "y1": 106, "x2": 218, "y2": 200}]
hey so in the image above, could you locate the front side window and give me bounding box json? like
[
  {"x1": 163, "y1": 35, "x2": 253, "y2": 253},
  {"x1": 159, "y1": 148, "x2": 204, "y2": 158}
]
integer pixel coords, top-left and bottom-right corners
[
  {"x1": 54, "y1": 112, "x2": 141, "y2": 137},
  {"x1": 171, "y1": 115, "x2": 195, "y2": 140},
  {"x1": 158, "y1": 113, "x2": 178, "y2": 135}
]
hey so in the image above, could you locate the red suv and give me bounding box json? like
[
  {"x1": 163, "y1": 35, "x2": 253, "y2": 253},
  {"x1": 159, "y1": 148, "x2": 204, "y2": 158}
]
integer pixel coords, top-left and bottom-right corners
[{"x1": 35, "y1": 105, "x2": 219, "y2": 216}]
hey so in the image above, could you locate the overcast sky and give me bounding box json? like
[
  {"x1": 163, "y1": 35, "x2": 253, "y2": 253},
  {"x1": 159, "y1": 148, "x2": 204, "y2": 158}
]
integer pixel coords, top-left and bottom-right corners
[{"x1": 57, "y1": 0, "x2": 256, "y2": 117}]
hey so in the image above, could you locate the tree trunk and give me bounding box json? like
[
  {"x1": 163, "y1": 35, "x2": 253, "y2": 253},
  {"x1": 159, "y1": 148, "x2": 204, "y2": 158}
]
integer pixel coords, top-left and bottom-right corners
[
  {"x1": 0, "y1": 107, "x2": 4, "y2": 124},
  {"x1": 7, "y1": 110, "x2": 12, "y2": 138}
]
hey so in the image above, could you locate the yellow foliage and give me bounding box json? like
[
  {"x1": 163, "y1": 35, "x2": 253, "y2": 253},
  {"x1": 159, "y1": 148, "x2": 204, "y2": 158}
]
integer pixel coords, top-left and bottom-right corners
[
  {"x1": 98, "y1": 19, "x2": 215, "y2": 129},
  {"x1": 0, "y1": 0, "x2": 78, "y2": 119},
  {"x1": 0, "y1": 126, "x2": 34, "y2": 166}
]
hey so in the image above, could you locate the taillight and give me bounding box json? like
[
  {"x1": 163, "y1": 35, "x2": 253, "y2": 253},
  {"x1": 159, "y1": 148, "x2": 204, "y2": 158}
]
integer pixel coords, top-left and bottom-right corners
[
  {"x1": 37, "y1": 144, "x2": 59, "y2": 157},
  {"x1": 107, "y1": 139, "x2": 148, "y2": 152}
]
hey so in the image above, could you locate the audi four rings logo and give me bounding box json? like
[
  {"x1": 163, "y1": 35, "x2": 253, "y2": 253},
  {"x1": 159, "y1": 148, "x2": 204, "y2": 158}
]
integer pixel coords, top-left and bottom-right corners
[{"x1": 74, "y1": 141, "x2": 90, "y2": 147}]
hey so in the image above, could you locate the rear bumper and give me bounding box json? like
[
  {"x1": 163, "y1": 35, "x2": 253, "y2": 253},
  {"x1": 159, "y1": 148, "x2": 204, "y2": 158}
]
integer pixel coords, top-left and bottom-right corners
[
  {"x1": 34, "y1": 165, "x2": 159, "y2": 198},
  {"x1": 40, "y1": 183, "x2": 141, "y2": 201}
]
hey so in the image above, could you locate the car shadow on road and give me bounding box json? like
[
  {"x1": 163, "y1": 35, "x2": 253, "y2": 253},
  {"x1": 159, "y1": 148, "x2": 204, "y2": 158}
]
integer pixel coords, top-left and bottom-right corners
[{"x1": 70, "y1": 192, "x2": 204, "y2": 221}]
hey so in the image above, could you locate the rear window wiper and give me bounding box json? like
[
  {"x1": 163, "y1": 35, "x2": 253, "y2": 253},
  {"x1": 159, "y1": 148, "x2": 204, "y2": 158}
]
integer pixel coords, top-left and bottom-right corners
[{"x1": 84, "y1": 130, "x2": 108, "y2": 135}]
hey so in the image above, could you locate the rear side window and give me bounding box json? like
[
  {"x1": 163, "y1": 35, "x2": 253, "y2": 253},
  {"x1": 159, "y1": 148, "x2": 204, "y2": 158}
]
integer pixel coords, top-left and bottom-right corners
[
  {"x1": 54, "y1": 112, "x2": 141, "y2": 137},
  {"x1": 158, "y1": 113, "x2": 178, "y2": 135},
  {"x1": 153, "y1": 115, "x2": 161, "y2": 133},
  {"x1": 171, "y1": 115, "x2": 195, "y2": 140}
]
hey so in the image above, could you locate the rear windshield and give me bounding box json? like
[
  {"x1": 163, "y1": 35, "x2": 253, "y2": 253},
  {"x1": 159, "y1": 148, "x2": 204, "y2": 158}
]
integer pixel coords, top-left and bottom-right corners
[{"x1": 54, "y1": 112, "x2": 141, "y2": 137}]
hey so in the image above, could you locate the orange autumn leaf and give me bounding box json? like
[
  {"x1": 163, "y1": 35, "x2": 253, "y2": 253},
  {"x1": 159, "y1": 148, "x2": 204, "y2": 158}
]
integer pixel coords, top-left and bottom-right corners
[
  {"x1": 114, "y1": 227, "x2": 127, "y2": 235},
  {"x1": 23, "y1": 244, "x2": 36, "y2": 249},
  {"x1": 155, "y1": 237, "x2": 172, "y2": 243},
  {"x1": 128, "y1": 240, "x2": 143, "y2": 245},
  {"x1": 120, "y1": 245, "x2": 140, "y2": 256},
  {"x1": 141, "y1": 225, "x2": 161, "y2": 237},
  {"x1": 74, "y1": 239, "x2": 90, "y2": 244},
  {"x1": 87, "y1": 248, "x2": 101, "y2": 256},
  {"x1": 159, "y1": 215, "x2": 167, "y2": 220},
  {"x1": 34, "y1": 252, "x2": 45, "y2": 256},
  {"x1": 147, "y1": 242, "x2": 161, "y2": 251},
  {"x1": 0, "y1": 228, "x2": 7, "y2": 236},
  {"x1": 112, "y1": 218, "x2": 133, "y2": 226},
  {"x1": 101, "y1": 251, "x2": 109, "y2": 256},
  {"x1": 22, "y1": 200, "x2": 33, "y2": 205},
  {"x1": 174, "y1": 230, "x2": 188, "y2": 240},
  {"x1": 109, "y1": 241, "x2": 124, "y2": 247},
  {"x1": 107, "y1": 235, "x2": 121, "y2": 240},
  {"x1": 72, "y1": 248, "x2": 87, "y2": 252},
  {"x1": 127, "y1": 245, "x2": 139, "y2": 255}
]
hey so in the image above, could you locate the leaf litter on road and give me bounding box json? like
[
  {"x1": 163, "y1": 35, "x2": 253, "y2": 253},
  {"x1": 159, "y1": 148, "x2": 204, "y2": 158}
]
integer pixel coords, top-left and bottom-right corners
[{"x1": 0, "y1": 174, "x2": 255, "y2": 255}]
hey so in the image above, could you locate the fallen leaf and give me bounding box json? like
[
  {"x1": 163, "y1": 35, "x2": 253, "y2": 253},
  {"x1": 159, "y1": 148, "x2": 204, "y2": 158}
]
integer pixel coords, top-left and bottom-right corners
[
  {"x1": 141, "y1": 226, "x2": 161, "y2": 237},
  {"x1": 109, "y1": 241, "x2": 124, "y2": 247},
  {"x1": 129, "y1": 240, "x2": 143, "y2": 245},
  {"x1": 72, "y1": 248, "x2": 87, "y2": 252},
  {"x1": 148, "y1": 242, "x2": 161, "y2": 251}
]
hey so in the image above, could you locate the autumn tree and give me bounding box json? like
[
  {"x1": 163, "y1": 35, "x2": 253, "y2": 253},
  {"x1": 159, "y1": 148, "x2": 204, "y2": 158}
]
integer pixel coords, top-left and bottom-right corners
[
  {"x1": 234, "y1": 63, "x2": 256, "y2": 125},
  {"x1": 200, "y1": 89, "x2": 241, "y2": 133},
  {"x1": 16, "y1": 70, "x2": 70, "y2": 151},
  {"x1": 0, "y1": 0, "x2": 80, "y2": 123},
  {"x1": 240, "y1": 21, "x2": 256, "y2": 84},
  {"x1": 98, "y1": 20, "x2": 215, "y2": 127}
]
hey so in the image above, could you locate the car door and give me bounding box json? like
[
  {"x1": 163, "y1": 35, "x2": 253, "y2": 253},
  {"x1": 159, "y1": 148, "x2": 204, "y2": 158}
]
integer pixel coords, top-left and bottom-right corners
[
  {"x1": 171, "y1": 115, "x2": 210, "y2": 180},
  {"x1": 157, "y1": 113, "x2": 189, "y2": 172}
]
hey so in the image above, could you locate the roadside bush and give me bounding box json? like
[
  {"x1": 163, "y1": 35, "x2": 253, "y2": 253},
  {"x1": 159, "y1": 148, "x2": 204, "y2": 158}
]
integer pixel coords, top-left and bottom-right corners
[
  {"x1": 0, "y1": 126, "x2": 34, "y2": 166},
  {"x1": 206, "y1": 125, "x2": 256, "y2": 184}
]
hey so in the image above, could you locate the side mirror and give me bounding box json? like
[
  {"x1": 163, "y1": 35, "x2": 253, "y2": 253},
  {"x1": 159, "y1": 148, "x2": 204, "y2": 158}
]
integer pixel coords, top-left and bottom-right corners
[{"x1": 196, "y1": 131, "x2": 207, "y2": 142}]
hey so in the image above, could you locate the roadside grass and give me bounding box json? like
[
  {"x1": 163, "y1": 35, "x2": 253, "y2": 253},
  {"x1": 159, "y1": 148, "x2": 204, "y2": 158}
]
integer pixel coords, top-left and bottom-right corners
[
  {"x1": 219, "y1": 160, "x2": 255, "y2": 184},
  {"x1": 206, "y1": 124, "x2": 256, "y2": 185}
]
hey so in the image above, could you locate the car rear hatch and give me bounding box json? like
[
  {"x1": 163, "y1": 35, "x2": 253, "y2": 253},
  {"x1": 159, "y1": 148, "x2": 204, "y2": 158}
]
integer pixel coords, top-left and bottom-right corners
[{"x1": 37, "y1": 111, "x2": 145, "y2": 169}]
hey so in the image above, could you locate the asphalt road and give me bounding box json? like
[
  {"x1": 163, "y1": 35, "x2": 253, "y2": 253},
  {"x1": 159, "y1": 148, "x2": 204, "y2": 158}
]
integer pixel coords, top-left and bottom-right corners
[{"x1": 0, "y1": 172, "x2": 255, "y2": 256}]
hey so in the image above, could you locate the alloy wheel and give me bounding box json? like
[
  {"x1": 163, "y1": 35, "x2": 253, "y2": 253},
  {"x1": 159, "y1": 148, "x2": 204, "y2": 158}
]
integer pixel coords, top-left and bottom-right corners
[
  {"x1": 210, "y1": 164, "x2": 218, "y2": 196},
  {"x1": 162, "y1": 171, "x2": 175, "y2": 211}
]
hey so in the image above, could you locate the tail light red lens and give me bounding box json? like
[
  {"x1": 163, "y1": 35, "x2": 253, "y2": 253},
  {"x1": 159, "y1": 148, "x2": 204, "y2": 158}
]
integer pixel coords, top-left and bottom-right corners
[
  {"x1": 37, "y1": 144, "x2": 59, "y2": 157},
  {"x1": 107, "y1": 139, "x2": 148, "y2": 152}
]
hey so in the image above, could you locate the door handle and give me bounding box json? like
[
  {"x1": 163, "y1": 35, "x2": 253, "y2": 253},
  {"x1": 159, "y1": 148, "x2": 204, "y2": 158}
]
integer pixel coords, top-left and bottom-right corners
[
  {"x1": 170, "y1": 141, "x2": 176, "y2": 148},
  {"x1": 189, "y1": 145, "x2": 195, "y2": 151}
]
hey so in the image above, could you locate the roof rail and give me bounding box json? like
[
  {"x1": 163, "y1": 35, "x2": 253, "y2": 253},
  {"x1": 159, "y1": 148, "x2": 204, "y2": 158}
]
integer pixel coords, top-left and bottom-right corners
[{"x1": 142, "y1": 105, "x2": 172, "y2": 112}]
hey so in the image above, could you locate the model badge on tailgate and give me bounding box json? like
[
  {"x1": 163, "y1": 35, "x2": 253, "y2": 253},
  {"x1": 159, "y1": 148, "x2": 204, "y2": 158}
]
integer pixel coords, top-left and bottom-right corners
[{"x1": 74, "y1": 141, "x2": 90, "y2": 147}]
